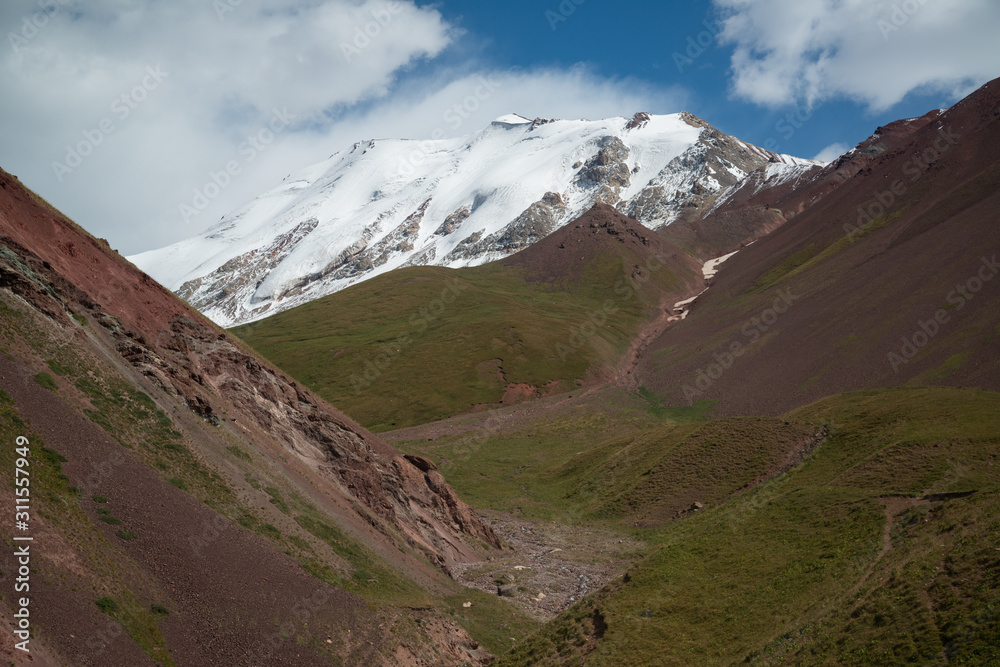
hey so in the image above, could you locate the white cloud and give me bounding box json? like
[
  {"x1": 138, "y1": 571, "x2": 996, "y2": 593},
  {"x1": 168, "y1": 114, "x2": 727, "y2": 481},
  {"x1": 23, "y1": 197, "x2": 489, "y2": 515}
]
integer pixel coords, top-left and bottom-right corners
[
  {"x1": 811, "y1": 142, "x2": 848, "y2": 164},
  {"x1": 0, "y1": 0, "x2": 686, "y2": 255},
  {"x1": 714, "y1": 0, "x2": 1000, "y2": 111},
  {"x1": 0, "y1": 0, "x2": 453, "y2": 254}
]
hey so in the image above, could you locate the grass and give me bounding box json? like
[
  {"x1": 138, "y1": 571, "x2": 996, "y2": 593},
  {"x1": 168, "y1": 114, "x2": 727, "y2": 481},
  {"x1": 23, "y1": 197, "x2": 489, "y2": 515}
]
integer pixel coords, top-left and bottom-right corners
[
  {"x1": 396, "y1": 393, "x2": 817, "y2": 530},
  {"x1": 916, "y1": 350, "x2": 971, "y2": 383},
  {"x1": 635, "y1": 386, "x2": 717, "y2": 422},
  {"x1": 232, "y1": 253, "x2": 689, "y2": 431},
  {"x1": 0, "y1": 285, "x2": 470, "y2": 653},
  {"x1": 0, "y1": 387, "x2": 175, "y2": 665},
  {"x1": 33, "y1": 371, "x2": 58, "y2": 390},
  {"x1": 291, "y1": 506, "x2": 428, "y2": 605},
  {"x1": 264, "y1": 486, "x2": 290, "y2": 515},
  {"x1": 95, "y1": 593, "x2": 175, "y2": 666},
  {"x1": 68, "y1": 371, "x2": 239, "y2": 510},
  {"x1": 226, "y1": 444, "x2": 252, "y2": 461},
  {"x1": 749, "y1": 244, "x2": 818, "y2": 293},
  {"x1": 95, "y1": 596, "x2": 119, "y2": 614},
  {"x1": 7, "y1": 183, "x2": 997, "y2": 663},
  {"x1": 40, "y1": 446, "x2": 68, "y2": 466},
  {"x1": 441, "y1": 590, "x2": 543, "y2": 657},
  {"x1": 395, "y1": 396, "x2": 657, "y2": 522},
  {"x1": 555, "y1": 416, "x2": 822, "y2": 525},
  {"x1": 500, "y1": 386, "x2": 1000, "y2": 665},
  {"x1": 0, "y1": 177, "x2": 549, "y2": 661}
]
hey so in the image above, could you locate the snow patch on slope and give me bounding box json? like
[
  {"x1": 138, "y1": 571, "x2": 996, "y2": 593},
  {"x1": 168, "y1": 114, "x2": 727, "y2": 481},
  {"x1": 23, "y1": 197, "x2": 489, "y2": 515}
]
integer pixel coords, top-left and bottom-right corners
[{"x1": 703, "y1": 248, "x2": 741, "y2": 280}]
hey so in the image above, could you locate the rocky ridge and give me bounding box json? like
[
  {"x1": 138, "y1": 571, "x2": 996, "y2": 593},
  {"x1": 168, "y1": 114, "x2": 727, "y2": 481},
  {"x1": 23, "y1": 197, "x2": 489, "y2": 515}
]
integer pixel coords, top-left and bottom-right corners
[
  {"x1": 131, "y1": 111, "x2": 819, "y2": 326},
  {"x1": 0, "y1": 167, "x2": 499, "y2": 571}
]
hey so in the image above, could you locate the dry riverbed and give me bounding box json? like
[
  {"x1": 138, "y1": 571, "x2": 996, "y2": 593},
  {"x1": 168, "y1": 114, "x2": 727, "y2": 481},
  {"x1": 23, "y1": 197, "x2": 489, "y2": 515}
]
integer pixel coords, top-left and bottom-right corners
[{"x1": 453, "y1": 510, "x2": 646, "y2": 621}]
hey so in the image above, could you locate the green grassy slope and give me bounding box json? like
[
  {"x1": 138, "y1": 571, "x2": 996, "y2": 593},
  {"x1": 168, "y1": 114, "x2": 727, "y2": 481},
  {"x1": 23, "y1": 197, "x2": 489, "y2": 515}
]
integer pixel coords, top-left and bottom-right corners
[
  {"x1": 233, "y1": 248, "x2": 692, "y2": 432},
  {"x1": 393, "y1": 390, "x2": 814, "y2": 528},
  {"x1": 493, "y1": 386, "x2": 1000, "y2": 665}
]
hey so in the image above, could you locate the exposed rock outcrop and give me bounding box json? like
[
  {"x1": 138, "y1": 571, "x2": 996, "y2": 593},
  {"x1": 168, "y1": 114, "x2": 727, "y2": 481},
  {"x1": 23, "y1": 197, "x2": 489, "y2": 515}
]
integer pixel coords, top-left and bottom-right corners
[
  {"x1": 178, "y1": 217, "x2": 319, "y2": 321},
  {"x1": 573, "y1": 136, "x2": 632, "y2": 205},
  {"x1": 0, "y1": 169, "x2": 499, "y2": 571},
  {"x1": 442, "y1": 192, "x2": 567, "y2": 262},
  {"x1": 434, "y1": 205, "x2": 471, "y2": 237}
]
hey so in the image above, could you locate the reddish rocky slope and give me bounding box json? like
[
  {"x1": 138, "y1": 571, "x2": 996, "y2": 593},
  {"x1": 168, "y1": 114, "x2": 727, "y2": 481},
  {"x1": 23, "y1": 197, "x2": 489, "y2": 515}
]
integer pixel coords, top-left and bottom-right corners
[
  {"x1": 636, "y1": 77, "x2": 1000, "y2": 414},
  {"x1": 0, "y1": 168, "x2": 499, "y2": 664}
]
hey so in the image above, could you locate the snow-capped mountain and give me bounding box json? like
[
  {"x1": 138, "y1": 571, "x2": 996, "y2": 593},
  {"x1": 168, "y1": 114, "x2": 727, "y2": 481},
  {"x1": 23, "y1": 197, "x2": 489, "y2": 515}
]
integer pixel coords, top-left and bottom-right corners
[{"x1": 129, "y1": 111, "x2": 821, "y2": 326}]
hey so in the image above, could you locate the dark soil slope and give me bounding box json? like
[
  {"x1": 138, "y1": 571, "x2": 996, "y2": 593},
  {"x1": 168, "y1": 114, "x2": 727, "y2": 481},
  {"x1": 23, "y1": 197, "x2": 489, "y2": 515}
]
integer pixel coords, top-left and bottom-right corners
[
  {"x1": 636, "y1": 77, "x2": 1000, "y2": 415},
  {"x1": 0, "y1": 168, "x2": 508, "y2": 664},
  {"x1": 501, "y1": 203, "x2": 700, "y2": 288},
  {"x1": 661, "y1": 109, "x2": 941, "y2": 262}
]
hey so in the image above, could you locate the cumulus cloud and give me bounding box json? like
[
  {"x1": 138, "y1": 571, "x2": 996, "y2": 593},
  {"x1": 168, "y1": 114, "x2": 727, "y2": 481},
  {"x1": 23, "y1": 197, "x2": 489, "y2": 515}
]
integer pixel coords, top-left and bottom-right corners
[
  {"x1": 0, "y1": 0, "x2": 686, "y2": 255},
  {"x1": 336, "y1": 66, "x2": 689, "y2": 142},
  {"x1": 714, "y1": 0, "x2": 1000, "y2": 111},
  {"x1": 812, "y1": 142, "x2": 848, "y2": 164},
  {"x1": 0, "y1": 0, "x2": 455, "y2": 253}
]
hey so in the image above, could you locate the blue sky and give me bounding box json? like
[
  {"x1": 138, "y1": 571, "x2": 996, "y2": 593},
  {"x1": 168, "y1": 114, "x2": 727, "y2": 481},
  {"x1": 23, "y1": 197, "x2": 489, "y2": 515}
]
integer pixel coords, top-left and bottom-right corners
[
  {"x1": 430, "y1": 0, "x2": 979, "y2": 159},
  {"x1": 1, "y1": 0, "x2": 997, "y2": 255}
]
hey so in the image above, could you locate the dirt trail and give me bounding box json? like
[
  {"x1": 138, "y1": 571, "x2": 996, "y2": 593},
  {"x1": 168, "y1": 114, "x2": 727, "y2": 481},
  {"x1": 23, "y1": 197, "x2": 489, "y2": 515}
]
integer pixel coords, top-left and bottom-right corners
[
  {"x1": 384, "y1": 280, "x2": 712, "y2": 446},
  {"x1": 615, "y1": 288, "x2": 704, "y2": 392},
  {"x1": 850, "y1": 496, "x2": 930, "y2": 596}
]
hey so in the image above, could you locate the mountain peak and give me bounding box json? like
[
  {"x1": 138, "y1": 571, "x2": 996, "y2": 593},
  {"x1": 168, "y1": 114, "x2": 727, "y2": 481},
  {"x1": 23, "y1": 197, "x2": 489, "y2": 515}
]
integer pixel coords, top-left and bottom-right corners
[
  {"x1": 130, "y1": 111, "x2": 816, "y2": 326},
  {"x1": 500, "y1": 202, "x2": 699, "y2": 288},
  {"x1": 492, "y1": 113, "x2": 533, "y2": 126}
]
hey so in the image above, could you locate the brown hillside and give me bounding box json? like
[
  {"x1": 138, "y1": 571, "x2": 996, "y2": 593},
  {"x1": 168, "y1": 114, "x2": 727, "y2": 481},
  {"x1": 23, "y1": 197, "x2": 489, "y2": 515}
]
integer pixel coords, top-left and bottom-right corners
[
  {"x1": 501, "y1": 202, "x2": 702, "y2": 291},
  {"x1": 0, "y1": 167, "x2": 500, "y2": 664},
  {"x1": 636, "y1": 77, "x2": 1000, "y2": 415},
  {"x1": 661, "y1": 109, "x2": 941, "y2": 262}
]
